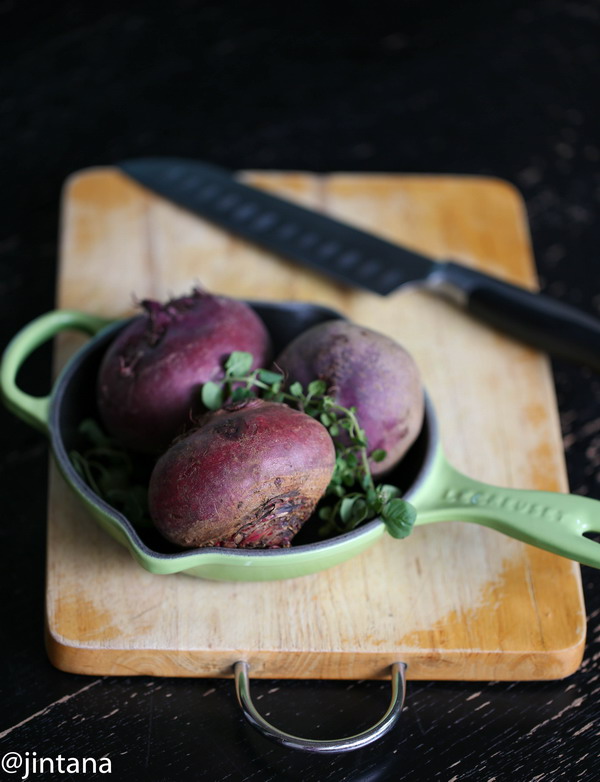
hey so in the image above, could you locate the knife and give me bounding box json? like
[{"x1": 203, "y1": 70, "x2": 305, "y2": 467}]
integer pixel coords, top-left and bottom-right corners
[{"x1": 118, "y1": 157, "x2": 600, "y2": 371}]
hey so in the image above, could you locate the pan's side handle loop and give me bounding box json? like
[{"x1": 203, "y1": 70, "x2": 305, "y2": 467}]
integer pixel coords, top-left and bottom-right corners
[
  {"x1": 412, "y1": 446, "x2": 600, "y2": 569},
  {"x1": 233, "y1": 661, "x2": 407, "y2": 753},
  {"x1": 0, "y1": 310, "x2": 111, "y2": 433}
]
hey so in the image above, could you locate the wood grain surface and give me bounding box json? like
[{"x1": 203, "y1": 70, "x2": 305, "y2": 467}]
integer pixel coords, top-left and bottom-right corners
[{"x1": 46, "y1": 168, "x2": 585, "y2": 680}]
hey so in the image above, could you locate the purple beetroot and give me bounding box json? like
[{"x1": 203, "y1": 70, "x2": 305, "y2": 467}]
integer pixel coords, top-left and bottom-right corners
[
  {"x1": 97, "y1": 289, "x2": 271, "y2": 454},
  {"x1": 148, "y1": 398, "x2": 336, "y2": 548},
  {"x1": 274, "y1": 320, "x2": 424, "y2": 476}
]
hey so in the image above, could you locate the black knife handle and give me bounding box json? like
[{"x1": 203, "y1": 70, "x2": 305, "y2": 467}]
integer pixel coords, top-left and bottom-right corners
[{"x1": 439, "y1": 262, "x2": 600, "y2": 371}]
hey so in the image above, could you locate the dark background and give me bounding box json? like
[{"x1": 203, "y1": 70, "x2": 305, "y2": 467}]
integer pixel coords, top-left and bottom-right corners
[{"x1": 1, "y1": 1, "x2": 599, "y2": 780}]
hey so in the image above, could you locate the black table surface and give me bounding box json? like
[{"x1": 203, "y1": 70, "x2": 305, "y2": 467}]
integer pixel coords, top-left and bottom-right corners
[{"x1": 1, "y1": 2, "x2": 599, "y2": 780}]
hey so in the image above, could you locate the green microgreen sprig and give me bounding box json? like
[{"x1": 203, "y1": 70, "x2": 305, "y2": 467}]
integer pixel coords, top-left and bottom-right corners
[
  {"x1": 69, "y1": 419, "x2": 151, "y2": 528},
  {"x1": 201, "y1": 351, "x2": 417, "y2": 540}
]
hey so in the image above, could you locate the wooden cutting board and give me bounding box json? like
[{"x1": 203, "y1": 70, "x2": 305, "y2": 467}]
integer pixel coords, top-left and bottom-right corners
[{"x1": 45, "y1": 168, "x2": 586, "y2": 680}]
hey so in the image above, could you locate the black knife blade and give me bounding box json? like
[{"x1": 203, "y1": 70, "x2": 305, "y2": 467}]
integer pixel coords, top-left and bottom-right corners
[{"x1": 118, "y1": 157, "x2": 600, "y2": 371}]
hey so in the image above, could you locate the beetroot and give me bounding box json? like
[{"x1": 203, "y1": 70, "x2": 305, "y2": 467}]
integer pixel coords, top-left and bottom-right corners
[
  {"x1": 97, "y1": 289, "x2": 271, "y2": 454},
  {"x1": 148, "y1": 398, "x2": 335, "y2": 548},
  {"x1": 274, "y1": 320, "x2": 424, "y2": 477}
]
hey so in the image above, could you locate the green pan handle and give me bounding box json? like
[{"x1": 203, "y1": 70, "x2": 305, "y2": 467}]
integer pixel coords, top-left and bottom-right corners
[
  {"x1": 412, "y1": 446, "x2": 600, "y2": 569},
  {"x1": 0, "y1": 310, "x2": 111, "y2": 434}
]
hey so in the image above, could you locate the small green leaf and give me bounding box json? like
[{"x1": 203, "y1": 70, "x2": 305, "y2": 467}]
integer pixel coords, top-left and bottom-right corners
[
  {"x1": 378, "y1": 484, "x2": 400, "y2": 503},
  {"x1": 289, "y1": 381, "x2": 304, "y2": 397},
  {"x1": 349, "y1": 497, "x2": 369, "y2": 528},
  {"x1": 366, "y1": 487, "x2": 378, "y2": 507},
  {"x1": 371, "y1": 449, "x2": 387, "y2": 463},
  {"x1": 318, "y1": 506, "x2": 333, "y2": 521},
  {"x1": 381, "y1": 499, "x2": 417, "y2": 539},
  {"x1": 97, "y1": 464, "x2": 131, "y2": 494},
  {"x1": 69, "y1": 451, "x2": 103, "y2": 496},
  {"x1": 320, "y1": 413, "x2": 332, "y2": 426},
  {"x1": 329, "y1": 424, "x2": 340, "y2": 437},
  {"x1": 257, "y1": 369, "x2": 283, "y2": 384},
  {"x1": 201, "y1": 381, "x2": 224, "y2": 410},
  {"x1": 78, "y1": 418, "x2": 112, "y2": 447},
  {"x1": 231, "y1": 387, "x2": 253, "y2": 402},
  {"x1": 359, "y1": 473, "x2": 373, "y2": 492},
  {"x1": 340, "y1": 496, "x2": 357, "y2": 524},
  {"x1": 345, "y1": 452, "x2": 358, "y2": 469},
  {"x1": 339, "y1": 496, "x2": 369, "y2": 529},
  {"x1": 225, "y1": 351, "x2": 253, "y2": 376},
  {"x1": 308, "y1": 379, "x2": 327, "y2": 396}
]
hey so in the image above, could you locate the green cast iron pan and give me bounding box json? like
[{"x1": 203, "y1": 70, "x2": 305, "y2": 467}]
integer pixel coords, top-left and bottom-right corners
[{"x1": 2, "y1": 301, "x2": 600, "y2": 581}]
